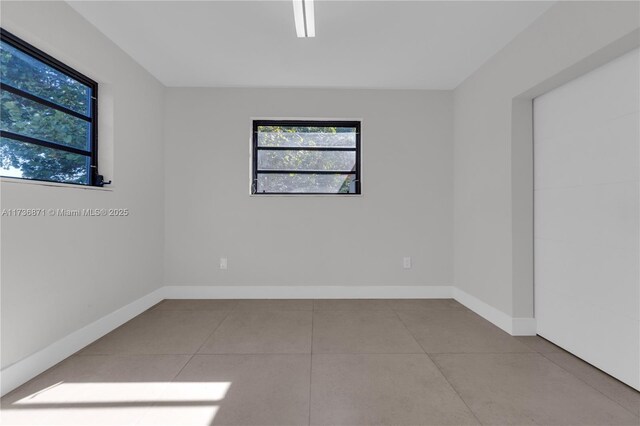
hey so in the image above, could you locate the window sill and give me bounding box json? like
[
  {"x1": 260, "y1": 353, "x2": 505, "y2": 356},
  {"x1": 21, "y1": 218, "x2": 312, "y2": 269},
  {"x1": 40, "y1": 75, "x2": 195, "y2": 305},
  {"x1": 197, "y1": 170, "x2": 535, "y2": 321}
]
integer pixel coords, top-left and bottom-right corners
[
  {"x1": 249, "y1": 193, "x2": 363, "y2": 197},
  {"x1": 0, "y1": 177, "x2": 114, "y2": 191}
]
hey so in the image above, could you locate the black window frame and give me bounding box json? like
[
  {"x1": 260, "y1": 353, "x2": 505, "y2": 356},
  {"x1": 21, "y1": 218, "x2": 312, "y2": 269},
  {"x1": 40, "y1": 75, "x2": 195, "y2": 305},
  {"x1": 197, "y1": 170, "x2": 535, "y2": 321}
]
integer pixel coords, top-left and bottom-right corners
[
  {"x1": 0, "y1": 28, "x2": 99, "y2": 186},
  {"x1": 252, "y1": 120, "x2": 361, "y2": 195}
]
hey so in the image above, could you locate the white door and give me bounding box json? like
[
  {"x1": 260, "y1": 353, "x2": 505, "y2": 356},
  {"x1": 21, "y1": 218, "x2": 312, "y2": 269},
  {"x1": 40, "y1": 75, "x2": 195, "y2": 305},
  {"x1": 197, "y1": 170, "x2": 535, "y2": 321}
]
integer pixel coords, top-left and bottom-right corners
[{"x1": 534, "y1": 48, "x2": 640, "y2": 390}]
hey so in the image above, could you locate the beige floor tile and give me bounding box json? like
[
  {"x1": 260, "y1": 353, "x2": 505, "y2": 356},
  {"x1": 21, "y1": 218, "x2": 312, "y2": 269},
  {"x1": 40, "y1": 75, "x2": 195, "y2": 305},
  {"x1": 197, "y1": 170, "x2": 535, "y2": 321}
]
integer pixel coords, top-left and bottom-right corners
[
  {"x1": 1, "y1": 355, "x2": 189, "y2": 425},
  {"x1": 432, "y1": 353, "x2": 639, "y2": 425},
  {"x1": 234, "y1": 299, "x2": 313, "y2": 311},
  {"x1": 544, "y1": 351, "x2": 640, "y2": 416},
  {"x1": 314, "y1": 299, "x2": 392, "y2": 311},
  {"x1": 139, "y1": 354, "x2": 310, "y2": 426},
  {"x1": 80, "y1": 309, "x2": 229, "y2": 355},
  {"x1": 8, "y1": 299, "x2": 636, "y2": 426},
  {"x1": 310, "y1": 354, "x2": 479, "y2": 425},
  {"x1": 515, "y1": 335, "x2": 565, "y2": 353},
  {"x1": 154, "y1": 299, "x2": 238, "y2": 311},
  {"x1": 397, "y1": 309, "x2": 532, "y2": 353},
  {"x1": 312, "y1": 310, "x2": 423, "y2": 353},
  {"x1": 388, "y1": 298, "x2": 467, "y2": 311},
  {"x1": 199, "y1": 310, "x2": 312, "y2": 354}
]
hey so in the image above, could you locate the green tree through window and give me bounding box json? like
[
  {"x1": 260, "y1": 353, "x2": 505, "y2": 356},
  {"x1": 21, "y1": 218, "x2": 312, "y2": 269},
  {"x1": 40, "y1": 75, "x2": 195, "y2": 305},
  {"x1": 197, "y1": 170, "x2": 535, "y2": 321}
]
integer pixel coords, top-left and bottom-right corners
[
  {"x1": 253, "y1": 121, "x2": 361, "y2": 194},
  {"x1": 0, "y1": 29, "x2": 97, "y2": 185}
]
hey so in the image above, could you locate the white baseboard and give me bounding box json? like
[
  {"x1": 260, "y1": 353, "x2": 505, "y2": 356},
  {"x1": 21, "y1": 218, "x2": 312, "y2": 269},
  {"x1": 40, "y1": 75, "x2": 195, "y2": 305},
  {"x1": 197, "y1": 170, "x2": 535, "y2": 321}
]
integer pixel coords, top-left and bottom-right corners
[
  {"x1": 452, "y1": 287, "x2": 536, "y2": 336},
  {"x1": 0, "y1": 287, "x2": 166, "y2": 397},
  {"x1": 511, "y1": 317, "x2": 538, "y2": 336},
  {"x1": 164, "y1": 285, "x2": 453, "y2": 299},
  {"x1": 2, "y1": 284, "x2": 535, "y2": 397}
]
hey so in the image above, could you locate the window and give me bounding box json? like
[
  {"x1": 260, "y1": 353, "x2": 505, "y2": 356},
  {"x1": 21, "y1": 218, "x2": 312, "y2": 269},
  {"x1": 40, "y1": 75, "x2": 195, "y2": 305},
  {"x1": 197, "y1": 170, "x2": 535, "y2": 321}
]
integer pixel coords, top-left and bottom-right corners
[
  {"x1": 0, "y1": 29, "x2": 98, "y2": 186},
  {"x1": 252, "y1": 120, "x2": 361, "y2": 195}
]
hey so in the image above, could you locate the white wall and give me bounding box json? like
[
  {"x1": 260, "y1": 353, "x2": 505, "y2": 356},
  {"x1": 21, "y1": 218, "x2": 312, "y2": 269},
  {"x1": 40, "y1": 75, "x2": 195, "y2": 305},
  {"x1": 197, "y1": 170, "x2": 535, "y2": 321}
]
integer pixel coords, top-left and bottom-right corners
[
  {"x1": 164, "y1": 88, "x2": 452, "y2": 288},
  {"x1": 534, "y1": 48, "x2": 639, "y2": 389},
  {"x1": 453, "y1": 1, "x2": 640, "y2": 318},
  {"x1": 0, "y1": 1, "x2": 165, "y2": 369},
  {"x1": 4, "y1": 0, "x2": 638, "y2": 393}
]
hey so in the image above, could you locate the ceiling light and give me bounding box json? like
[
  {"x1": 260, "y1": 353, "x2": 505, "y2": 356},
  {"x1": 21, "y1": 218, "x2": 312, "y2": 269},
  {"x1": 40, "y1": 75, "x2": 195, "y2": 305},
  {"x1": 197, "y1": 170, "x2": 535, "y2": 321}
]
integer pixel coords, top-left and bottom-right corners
[{"x1": 293, "y1": 0, "x2": 315, "y2": 38}]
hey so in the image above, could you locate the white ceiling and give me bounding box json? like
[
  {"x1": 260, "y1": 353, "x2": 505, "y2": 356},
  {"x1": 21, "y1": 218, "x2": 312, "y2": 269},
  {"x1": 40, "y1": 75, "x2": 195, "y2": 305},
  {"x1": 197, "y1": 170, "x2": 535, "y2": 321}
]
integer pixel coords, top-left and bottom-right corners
[{"x1": 68, "y1": 1, "x2": 554, "y2": 89}]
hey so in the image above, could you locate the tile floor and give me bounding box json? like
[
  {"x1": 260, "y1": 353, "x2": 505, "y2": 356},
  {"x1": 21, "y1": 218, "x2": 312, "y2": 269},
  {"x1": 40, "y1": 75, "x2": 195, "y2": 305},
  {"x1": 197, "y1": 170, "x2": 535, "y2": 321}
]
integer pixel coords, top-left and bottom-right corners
[{"x1": 1, "y1": 299, "x2": 638, "y2": 425}]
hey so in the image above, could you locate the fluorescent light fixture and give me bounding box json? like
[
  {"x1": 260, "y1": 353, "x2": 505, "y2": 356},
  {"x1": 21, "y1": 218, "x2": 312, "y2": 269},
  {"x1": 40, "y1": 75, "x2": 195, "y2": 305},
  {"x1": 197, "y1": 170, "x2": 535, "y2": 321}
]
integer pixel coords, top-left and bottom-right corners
[
  {"x1": 293, "y1": 0, "x2": 315, "y2": 38},
  {"x1": 305, "y1": 0, "x2": 315, "y2": 37}
]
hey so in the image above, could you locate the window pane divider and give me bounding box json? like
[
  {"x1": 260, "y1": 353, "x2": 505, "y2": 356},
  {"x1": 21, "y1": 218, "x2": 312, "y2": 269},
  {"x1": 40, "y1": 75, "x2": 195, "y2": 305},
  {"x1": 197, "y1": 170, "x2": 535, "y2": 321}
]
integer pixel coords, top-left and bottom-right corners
[
  {"x1": 1, "y1": 82, "x2": 92, "y2": 121},
  {"x1": 255, "y1": 146, "x2": 355, "y2": 152},
  {"x1": 256, "y1": 170, "x2": 355, "y2": 175},
  {"x1": 0, "y1": 130, "x2": 91, "y2": 157}
]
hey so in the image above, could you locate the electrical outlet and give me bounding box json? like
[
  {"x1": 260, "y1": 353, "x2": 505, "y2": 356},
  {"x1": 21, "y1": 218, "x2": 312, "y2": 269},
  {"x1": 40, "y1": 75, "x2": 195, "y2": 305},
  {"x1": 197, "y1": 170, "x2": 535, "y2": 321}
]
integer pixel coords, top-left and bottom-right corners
[
  {"x1": 403, "y1": 257, "x2": 411, "y2": 269},
  {"x1": 220, "y1": 257, "x2": 228, "y2": 270}
]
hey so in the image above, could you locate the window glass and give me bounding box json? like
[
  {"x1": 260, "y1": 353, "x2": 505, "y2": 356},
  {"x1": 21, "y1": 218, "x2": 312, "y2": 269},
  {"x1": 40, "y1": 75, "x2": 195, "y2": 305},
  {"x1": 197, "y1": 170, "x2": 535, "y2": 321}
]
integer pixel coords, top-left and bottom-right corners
[
  {"x1": 253, "y1": 121, "x2": 360, "y2": 194},
  {"x1": 0, "y1": 30, "x2": 97, "y2": 185},
  {"x1": 0, "y1": 40, "x2": 91, "y2": 116}
]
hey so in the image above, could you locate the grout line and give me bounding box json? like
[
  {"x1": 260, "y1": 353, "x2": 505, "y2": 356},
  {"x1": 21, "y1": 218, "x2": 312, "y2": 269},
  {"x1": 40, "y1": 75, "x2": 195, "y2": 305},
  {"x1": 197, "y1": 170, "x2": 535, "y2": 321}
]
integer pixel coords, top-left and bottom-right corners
[
  {"x1": 123, "y1": 310, "x2": 236, "y2": 419},
  {"x1": 194, "y1": 309, "x2": 235, "y2": 355},
  {"x1": 195, "y1": 351, "x2": 426, "y2": 355},
  {"x1": 427, "y1": 354, "x2": 485, "y2": 426},
  {"x1": 391, "y1": 309, "x2": 426, "y2": 356},
  {"x1": 163, "y1": 308, "x2": 235, "y2": 384},
  {"x1": 149, "y1": 309, "x2": 238, "y2": 312},
  {"x1": 75, "y1": 309, "x2": 238, "y2": 357},
  {"x1": 393, "y1": 309, "x2": 484, "y2": 425},
  {"x1": 77, "y1": 352, "x2": 316, "y2": 356},
  {"x1": 514, "y1": 335, "x2": 567, "y2": 354},
  {"x1": 75, "y1": 351, "x2": 540, "y2": 356},
  {"x1": 85, "y1": 310, "x2": 235, "y2": 422},
  {"x1": 131, "y1": 310, "x2": 235, "y2": 423},
  {"x1": 538, "y1": 351, "x2": 640, "y2": 418},
  {"x1": 422, "y1": 351, "x2": 539, "y2": 355},
  {"x1": 311, "y1": 351, "x2": 427, "y2": 355}
]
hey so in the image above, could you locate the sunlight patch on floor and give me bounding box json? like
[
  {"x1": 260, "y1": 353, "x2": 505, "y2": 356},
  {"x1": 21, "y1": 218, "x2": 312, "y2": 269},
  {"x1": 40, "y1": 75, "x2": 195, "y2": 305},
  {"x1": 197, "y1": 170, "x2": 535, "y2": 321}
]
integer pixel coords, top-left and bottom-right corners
[
  {"x1": 13, "y1": 381, "x2": 231, "y2": 405},
  {"x1": 3, "y1": 381, "x2": 230, "y2": 425}
]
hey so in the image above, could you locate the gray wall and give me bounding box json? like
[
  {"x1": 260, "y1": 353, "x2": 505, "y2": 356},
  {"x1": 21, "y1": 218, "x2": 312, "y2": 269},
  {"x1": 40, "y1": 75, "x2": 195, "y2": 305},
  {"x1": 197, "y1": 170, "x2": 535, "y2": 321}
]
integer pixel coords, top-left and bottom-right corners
[
  {"x1": 3, "y1": 0, "x2": 639, "y2": 376},
  {"x1": 0, "y1": 1, "x2": 165, "y2": 368},
  {"x1": 453, "y1": 1, "x2": 640, "y2": 317},
  {"x1": 164, "y1": 88, "x2": 453, "y2": 287}
]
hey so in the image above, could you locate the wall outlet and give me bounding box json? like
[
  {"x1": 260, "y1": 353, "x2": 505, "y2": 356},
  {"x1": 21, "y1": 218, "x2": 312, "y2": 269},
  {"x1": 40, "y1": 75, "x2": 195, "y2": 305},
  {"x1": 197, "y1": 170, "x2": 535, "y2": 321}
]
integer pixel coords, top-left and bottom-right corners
[
  {"x1": 403, "y1": 257, "x2": 411, "y2": 269},
  {"x1": 220, "y1": 257, "x2": 228, "y2": 270}
]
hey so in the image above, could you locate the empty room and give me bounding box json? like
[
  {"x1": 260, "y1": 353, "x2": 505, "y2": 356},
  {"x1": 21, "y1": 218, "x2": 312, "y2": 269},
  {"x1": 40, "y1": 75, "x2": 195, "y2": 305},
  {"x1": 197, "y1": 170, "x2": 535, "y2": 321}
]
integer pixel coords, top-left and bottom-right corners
[{"x1": 0, "y1": 1, "x2": 639, "y2": 425}]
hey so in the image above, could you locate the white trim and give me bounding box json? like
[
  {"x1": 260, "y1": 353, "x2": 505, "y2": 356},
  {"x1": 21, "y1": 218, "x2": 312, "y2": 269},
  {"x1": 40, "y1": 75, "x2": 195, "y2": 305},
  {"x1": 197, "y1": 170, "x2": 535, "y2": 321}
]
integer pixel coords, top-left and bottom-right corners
[
  {"x1": 1, "y1": 177, "x2": 114, "y2": 191},
  {"x1": 452, "y1": 287, "x2": 513, "y2": 333},
  {"x1": 0, "y1": 287, "x2": 165, "y2": 397},
  {"x1": 452, "y1": 287, "x2": 536, "y2": 336},
  {"x1": 511, "y1": 317, "x2": 538, "y2": 336},
  {"x1": 2, "y1": 284, "x2": 537, "y2": 397},
  {"x1": 164, "y1": 285, "x2": 453, "y2": 299}
]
